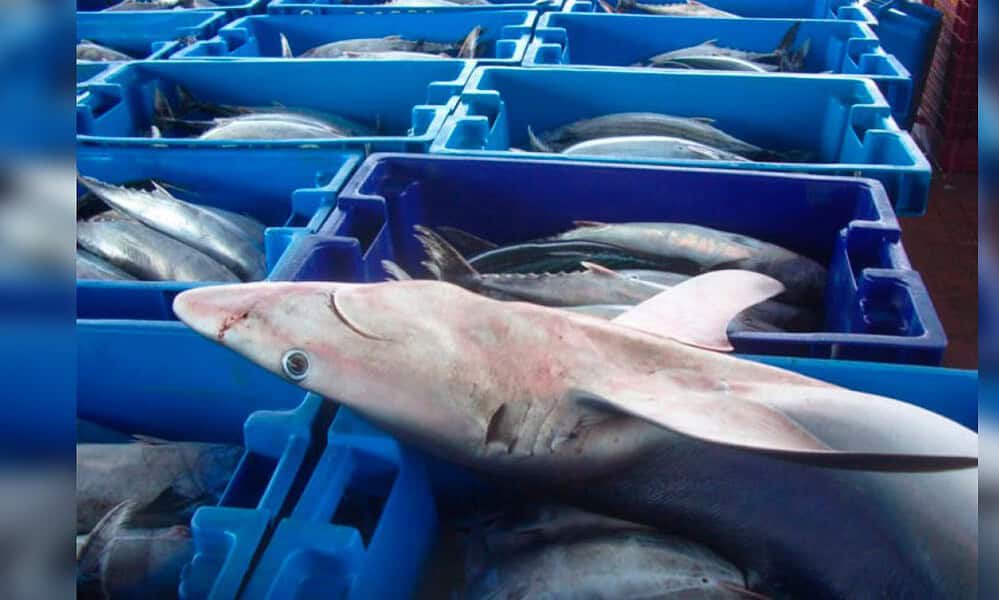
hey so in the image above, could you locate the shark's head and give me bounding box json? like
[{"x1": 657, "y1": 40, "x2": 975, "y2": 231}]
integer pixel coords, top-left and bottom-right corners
[{"x1": 172, "y1": 280, "x2": 503, "y2": 456}]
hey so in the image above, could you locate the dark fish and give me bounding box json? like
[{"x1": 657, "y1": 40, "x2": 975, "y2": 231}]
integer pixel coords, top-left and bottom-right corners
[
  {"x1": 77, "y1": 41, "x2": 132, "y2": 62},
  {"x1": 527, "y1": 112, "x2": 767, "y2": 159},
  {"x1": 543, "y1": 221, "x2": 827, "y2": 305},
  {"x1": 464, "y1": 529, "x2": 758, "y2": 599},
  {"x1": 76, "y1": 442, "x2": 242, "y2": 533}
]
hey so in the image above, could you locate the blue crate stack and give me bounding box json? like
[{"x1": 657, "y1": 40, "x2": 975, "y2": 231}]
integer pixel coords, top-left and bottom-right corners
[{"x1": 75, "y1": 0, "x2": 964, "y2": 597}]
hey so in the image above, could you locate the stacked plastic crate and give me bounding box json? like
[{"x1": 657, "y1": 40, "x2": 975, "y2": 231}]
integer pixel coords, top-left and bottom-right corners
[{"x1": 917, "y1": 0, "x2": 977, "y2": 171}]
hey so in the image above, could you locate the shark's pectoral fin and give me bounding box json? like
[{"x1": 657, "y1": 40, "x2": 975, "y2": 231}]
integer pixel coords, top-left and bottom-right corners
[
  {"x1": 611, "y1": 270, "x2": 784, "y2": 351},
  {"x1": 569, "y1": 386, "x2": 978, "y2": 472}
]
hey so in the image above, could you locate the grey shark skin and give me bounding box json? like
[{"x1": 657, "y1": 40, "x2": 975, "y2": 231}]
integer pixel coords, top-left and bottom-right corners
[{"x1": 174, "y1": 277, "x2": 978, "y2": 599}]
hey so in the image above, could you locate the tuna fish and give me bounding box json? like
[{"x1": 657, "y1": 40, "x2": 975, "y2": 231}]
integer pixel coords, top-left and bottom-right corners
[
  {"x1": 174, "y1": 275, "x2": 978, "y2": 599},
  {"x1": 639, "y1": 23, "x2": 804, "y2": 71},
  {"x1": 76, "y1": 442, "x2": 243, "y2": 533},
  {"x1": 465, "y1": 530, "x2": 756, "y2": 599},
  {"x1": 76, "y1": 41, "x2": 133, "y2": 62},
  {"x1": 293, "y1": 27, "x2": 481, "y2": 59},
  {"x1": 78, "y1": 176, "x2": 266, "y2": 281},
  {"x1": 104, "y1": 0, "x2": 211, "y2": 10},
  {"x1": 562, "y1": 135, "x2": 754, "y2": 162},
  {"x1": 527, "y1": 112, "x2": 767, "y2": 159},
  {"x1": 76, "y1": 249, "x2": 137, "y2": 280},
  {"x1": 614, "y1": 0, "x2": 737, "y2": 17},
  {"x1": 77, "y1": 221, "x2": 240, "y2": 282}
]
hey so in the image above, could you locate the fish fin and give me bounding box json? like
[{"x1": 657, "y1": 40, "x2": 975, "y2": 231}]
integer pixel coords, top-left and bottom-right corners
[
  {"x1": 719, "y1": 581, "x2": 773, "y2": 600},
  {"x1": 174, "y1": 84, "x2": 199, "y2": 114},
  {"x1": 570, "y1": 387, "x2": 977, "y2": 471},
  {"x1": 659, "y1": 60, "x2": 695, "y2": 70},
  {"x1": 436, "y1": 226, "x2": 498, "y2": 255},
  {"x1": 527, "y1": 126, "x2": 554, "y2": 153},
  {"x1": 612, "y1": 0, "x2": 632, "y2": 12},
  {"x1": 413, "y1": 225, "x2": 479, "y2": 281},
  {"x1": 776, "y1": 21, "x2": 801, "y2": 54},
  {"x1": 384, "y1": 34, "x2": 403, "y2": 40},
  {"x1": 691, "y1": 116, "x2": 716, "y2": 123},
  {"x1": 597, "y1": 0, "x2": 615, "y2": 12},
  {"x1": 153, "y1": 87, "x2": 174, "y2": 120},
  {"x1": 150, "y1": 124, "x2": 161, "y2": 138},
  {"x1": 141, "y1": 486, "x2": 208, "y2": 522},
  {"x1": 381, "y1": 259, "x2": 412, "y2": 281},
  {"x1": 457, "y1": 26, "x2": 482, "y2": 59},
  {"x1": 131, "y1": 433, "x2": 171, "y2": 445},
  {"x1": 611, "y1": 270, "x2": 785, "y2": 351},
  {"x1": 148, "y1": 180, "x2": 176, "y2": 199},
  {"x1": 279, "y1": 33, "x2": 294, "y2": 58},
  {"x1": 77, "y1": 500, "x2": 133, "y2": 572}
]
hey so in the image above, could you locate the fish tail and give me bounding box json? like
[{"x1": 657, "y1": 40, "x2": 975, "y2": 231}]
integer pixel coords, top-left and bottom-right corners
[
  {"x1": 609, "y1": 0, "x2": 630, "y2": 12},
  {"x1": 279, "y1": 32, "x2": 294, "y2": 58},
  {"x1": 436, "y1": 226, "x2": 498, "y2": 255},
  {"x1": 527, "y1": 126, "x2": 554, "y2": 153},
  {"x1": 457, "y1": 26, "x2": 483, "y2": 59},
  {"x1": 776, "y1": 21, "x2": 801, "y2": 55},
  {"x1": 413, "y1": 225, "x2": 480, "y2": 281},
  {"x1": 77, "y1": 499, "x2": 135, "y2": 595},
  {"x1": 381, "y1": 259, "x2": 413, "y2": 281},
  {"x1": 153, "y1": 87, "x2": 174, "y2": 121}
]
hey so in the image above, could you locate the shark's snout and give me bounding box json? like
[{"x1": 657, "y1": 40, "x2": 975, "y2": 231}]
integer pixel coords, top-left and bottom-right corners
[{"x1": 174, "y1": 282, "x2": 279, "y2": 341}]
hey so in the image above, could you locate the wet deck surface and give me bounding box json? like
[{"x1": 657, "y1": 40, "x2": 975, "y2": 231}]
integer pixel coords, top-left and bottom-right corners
[{"x1": 900, "y1": 173, "x2": 977, "y2": 369}]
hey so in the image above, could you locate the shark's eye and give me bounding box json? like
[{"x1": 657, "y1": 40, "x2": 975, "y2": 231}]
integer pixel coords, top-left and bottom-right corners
[{"x1": 281, "y1": 349, "x2": 310, "y2": 381}]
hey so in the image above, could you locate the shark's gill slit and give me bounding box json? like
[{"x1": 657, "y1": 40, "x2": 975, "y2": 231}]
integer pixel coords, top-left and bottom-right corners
[{"x1": 328, "y1": 292, "x2": 391, "y2": 341}]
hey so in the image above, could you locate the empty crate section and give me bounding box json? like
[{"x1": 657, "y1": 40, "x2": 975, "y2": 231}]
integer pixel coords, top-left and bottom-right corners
[
  {"x1": 431, "y1": 67, "x2": 931, "y2": 214},
  {"x1": 77, "y1": 11, "x2": 227, "y2": 63},
  {"x1": 279, "y1": 154, "x2": 945, "y2": 364},
  {"x1": 77, "y1": 146, "x2": 361, "y2": 320},
  {"x1": 76, "y1": 60, "x2": 474, "y2": 151},
  {"x1": 561, "y1": 0, "x2": 876, "y2": 21},
  {"x1": 525, "y1": 15, "x2": 913, "y2": 124},
  {"x1": 175, "y1": 11, "x2": 536, "y2": 64}
]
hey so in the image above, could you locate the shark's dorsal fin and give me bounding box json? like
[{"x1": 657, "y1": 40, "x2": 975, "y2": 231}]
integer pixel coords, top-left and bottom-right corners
[
  {"x1": 611, "y1": 270, "x2": 784, "y2": 351},
  {"x1": 279, "y1": 33, "x2": 294, "y2": 58}
]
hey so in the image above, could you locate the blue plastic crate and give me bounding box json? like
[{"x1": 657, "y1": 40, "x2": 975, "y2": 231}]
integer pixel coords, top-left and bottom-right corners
[
  {"x1": 181, "y1": 397, "x2": 436, "y2": 600},
  {"x1": 77, "y1": 0, "x2": 267, "y2": 17},
  {"x1": 77, "y1": 11, "x2": 227, "y2": 64},
  {"x1": 526, "y1": 15, "x2": 914, "y2": 125},
  {"x1": 431, "y1": 67, "x2": 932, "y2": 215},
  {"x1": 268, "y1": 0, "x2": 559, "y2": 15},
  {"x1": 174, "y1": 11, "x2": 536, "y2": 64},
  {"x1": 77, "y1": 62, "x2": 115, "y2": 85},
  {"x1": 279, "y1": 153, "x2": 945, "y2": 363},
  {"x1": 562, "y1": 0, "x2": 876, "y2": 21},
  {"x1": 77, "y1": 145, "x2": 362, "y2": 320},
  {"x1": 867, "y1": 0, "x2": 943, "y2": 128},
  {"x1": 76, "y1": 321, "x2": 306, "y2": 443},
  {"x1": 76, "y1": 59, "x2": 474, "y2": 151}
]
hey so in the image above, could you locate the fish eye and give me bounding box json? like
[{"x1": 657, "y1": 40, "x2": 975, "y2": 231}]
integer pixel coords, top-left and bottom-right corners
[{"x1": 281, "y1": 349, "x2": 310, "y2": 381}]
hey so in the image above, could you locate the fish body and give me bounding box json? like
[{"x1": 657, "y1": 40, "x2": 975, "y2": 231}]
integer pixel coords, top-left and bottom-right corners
[
  {"x1": 469, "y1": 240, "x2": 701, "y2": 274},
  {"x1": 76, "y1": 442, "x2": 242, "y2": 533},
  {"x1": 529, "y1": 112, "x2": 766, "y2": 159},
  {"x1": 386, "y1": 0, "x2": 490, "y2": 6},
  {"x1": 79, "y1": 176, "x2": 266, "y2": 281},
  {"x1": 545, "y1": 221, "x2": 826, "y2": 305},
  {"x1": 174, "y1": 278, "x2": 978, "y2": 599},
  {"x1": 76, "y1": 41, "x2": 132, "y2": 61},
  {"x1": 466, "y1": 530, "x2": 751, "y2": 599},
  {"x1": 562, "y1": 135, "x2": 753, "y2": 162},
  {"x1": 654, "y1": 55, "x2": 773, "y2": 72},
  {"x1": 104, "y1": 0, "x2": 194, "y2": 10},
  {"x1": 641, "y1": 23, "x2": 803, "y2": 71},
  {"x1": 77, "y1": 221, "x2": 240, "y2": 282},
  {"x1": 616, "y1": 0, "x2": 737, "y2": 17},
  {"x1": 77, "y1": 249, "x2": 137, "y2": 280},
  {"x1": 200, "y1": 206, "x2": 266, "y2": 247},
  {"x1": 300, "y1": 35, "x2": 455, "y2": 59}
]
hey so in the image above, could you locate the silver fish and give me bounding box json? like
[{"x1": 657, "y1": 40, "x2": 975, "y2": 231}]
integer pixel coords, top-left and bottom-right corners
[
  {"x1": 386, "y1": 0, "x2": 490, "y2": 5},
  {"x1": 76, "y1": 40, "x2": 133, "y2": 62},
  {"x1": 562, "y1": 135, "x2": 753, "y2": 162},
  {"x1": 77, "y1": 502, "x2": 194, "y2": 600},
  {"x1": 174, "y1": 277, "x2": 978, "y2": 599},
  {"x1": 78, "y1": 176, "x2": 266, "y2": 281},
  {"x1": 76, "y1": 442, "x2": 243, "y2": 534},
  {"x1": 193, "y1": 112, "x2": 369, "y2": 140},
  {"x1": 465, "y1": 530, "x2": 755, "y2": 599},
  {"x1": 615, "y1": 0, "x2": 737, "y2": 17},
  {"x1": 77, "y1": 249, "x2": 137, "y2": 280},
  {"x1": 104, "y1": 0, "x2": 195, "y2": 10},
  {"x1": 296, "y1": 27, "x2": 481, "y2": 59},
  {"x1": 527, "y1": 112, "x2": 766, "y2": 159},
  {"x1": 641, "y1": 23, "x2": 802, "y2": 69},
  {"x1": 200, "y1": 206, "x2": 266, "y2": 247},
  {"x1": 77, "y1": 221, "x2": 240, "y2": 282},
  {"x1": 653, "y1": 55, "x2": 772, "y2": 72},
  {"x1": 546, "y1": 221, "x2": 827, "y2": 305}
]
